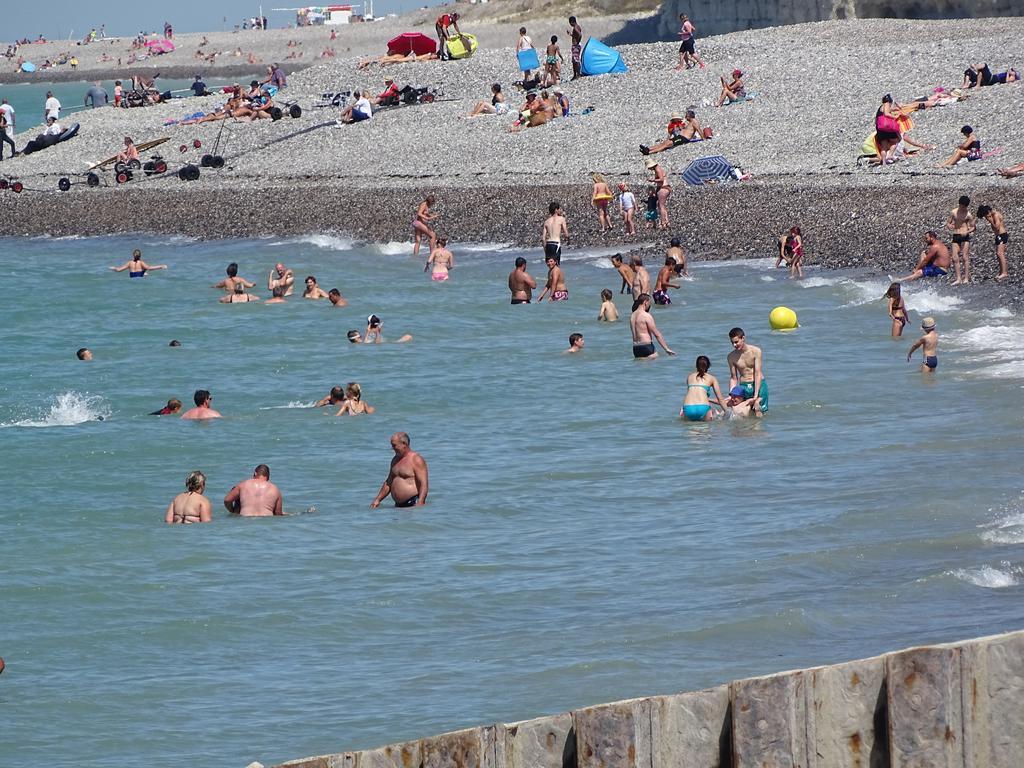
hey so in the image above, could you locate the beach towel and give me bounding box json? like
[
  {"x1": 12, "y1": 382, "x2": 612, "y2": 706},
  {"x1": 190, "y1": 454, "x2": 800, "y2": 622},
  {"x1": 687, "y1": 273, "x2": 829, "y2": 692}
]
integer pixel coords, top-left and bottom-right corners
[
  {"x1": 517, "y1": 48, "x2": 539, "y2": 72},
  {"x1": 722, "y1": 92, "x2": 757, "y2": 106}
]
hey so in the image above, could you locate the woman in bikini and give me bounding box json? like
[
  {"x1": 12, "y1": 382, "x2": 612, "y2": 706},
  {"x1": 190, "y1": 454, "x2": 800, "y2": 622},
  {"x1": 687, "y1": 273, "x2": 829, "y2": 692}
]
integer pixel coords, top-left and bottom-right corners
[
  {"x1": 681, "y1": 355, "x2": 727, "y2": 422},
  {"x1": 110, "y1": 248, "x2": 166, "y2": 278},
  {"x1": 426, "y1": 237, "x2": 453, "y2": 281},
  {"x1": 776, "y1": 226, "x2": 804, "y2": 278},
  {"x1": 335, "y1": 382, "x2": 376, "y2": 416},
  {"x1": 413, "y1": 195, "x2": 438, "y2": 257},
  {"x1": 164, "y1": 471, "x2": 213, "y2": 524},
  {"x1": 884, "y1": 282, "x2": 909, "y2": 338},
  {"x1": 591, "y1": 173, "x2": 614, "y2": 233}
]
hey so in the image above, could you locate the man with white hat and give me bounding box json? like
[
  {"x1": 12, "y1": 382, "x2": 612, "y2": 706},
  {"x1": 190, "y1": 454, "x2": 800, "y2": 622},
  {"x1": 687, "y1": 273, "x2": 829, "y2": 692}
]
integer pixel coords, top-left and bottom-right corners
[{"x1": 907, "y1": 317, "x2": 939, "y2": 373}]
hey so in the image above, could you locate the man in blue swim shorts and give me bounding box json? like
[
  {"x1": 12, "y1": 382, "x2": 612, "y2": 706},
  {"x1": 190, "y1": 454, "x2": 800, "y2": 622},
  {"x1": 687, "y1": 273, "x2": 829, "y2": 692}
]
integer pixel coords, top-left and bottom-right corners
[
  {"x1": 727, "y1": 327, "x2": 768, "y2": 413},
  {"x1": 896, "y1": 230, "x2": 952, "y2": 282}
]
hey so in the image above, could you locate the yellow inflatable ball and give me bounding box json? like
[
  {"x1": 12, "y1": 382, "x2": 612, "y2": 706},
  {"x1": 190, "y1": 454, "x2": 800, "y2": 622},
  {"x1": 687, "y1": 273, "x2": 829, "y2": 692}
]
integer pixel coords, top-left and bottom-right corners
[{"x1": 769, "y1": 306, "x2": 799, "y2": 330}]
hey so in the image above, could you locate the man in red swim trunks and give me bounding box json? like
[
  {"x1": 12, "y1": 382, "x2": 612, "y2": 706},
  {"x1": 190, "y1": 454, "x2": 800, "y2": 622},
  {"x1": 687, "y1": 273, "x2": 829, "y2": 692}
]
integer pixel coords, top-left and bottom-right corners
[{"x1": 435, "y1": 12, "x2": 461, "y2": 54}]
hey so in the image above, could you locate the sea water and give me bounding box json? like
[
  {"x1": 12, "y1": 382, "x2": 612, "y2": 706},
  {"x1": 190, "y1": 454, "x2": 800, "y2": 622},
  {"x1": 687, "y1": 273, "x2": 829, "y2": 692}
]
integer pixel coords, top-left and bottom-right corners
[{"x1": 2, "y1": 234, "x2": 1023, "y2": 767}]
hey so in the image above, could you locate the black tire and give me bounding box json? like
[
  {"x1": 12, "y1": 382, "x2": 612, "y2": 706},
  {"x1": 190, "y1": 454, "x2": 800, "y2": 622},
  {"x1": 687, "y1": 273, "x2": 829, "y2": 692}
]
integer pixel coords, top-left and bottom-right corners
[
  {"x1": 178, "y1": 164, "x2": 200, "y2": 182},
  {"x1": 200, "y1": 154, "x2": 213, "y2": 167},
  {"x1": 87, "y1": 172, "x2": 100, "y2": 187},
  {"x1": 12, "y1": 181, "x2": 23, "y2": 193},
  {"x1": 114, "y1": 162, "x2": 127, "y2": 174},
  {"x1": 270, "y1": 106, "x2": 283, "y2": 121},
  {"x1": 289, "y1": 104, "x2": 302, "y2": 119},
  {"x1": 58, "y1": 177, "x2": 71, "y2": 191},
  {"x1": 212, "y1": 155, "x2": 225, "y2": 169},
  {"x1": 117, "y1": 172, "x2": 129, "y2": 184},
  {"x1": 128, "y1": 159, "x2": 141, "y2": 170},
  {"x1": 143, "y1": 161, "x2": 156, "y2": 175},
  {"x1": 0, "y1": 179, "x2": 8, "y2": 189}
]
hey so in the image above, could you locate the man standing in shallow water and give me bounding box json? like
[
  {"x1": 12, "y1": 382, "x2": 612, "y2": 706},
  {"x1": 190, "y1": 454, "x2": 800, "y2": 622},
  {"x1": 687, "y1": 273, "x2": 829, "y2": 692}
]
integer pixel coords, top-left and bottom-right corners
[
  {"x1": 371, "y1": 432, "x2": 429, "y2": 508},
  {"x1": 727, "y1": 327, "x2": 768, "y2": 413},
  {"x1": 508, "y1": 256, "x2": 537, "y2": 304},
  {"x1": 180, "y1": 389, "x2": 222, "y2": 420},
  {"x1": 537, "y1": 255, "x2": 568, "y2": 301},
  {"x1": 630, "y1": 293, "x2": 675, "y2": 359},
  {"x1": 268, "y1": 262, "x2": 295, "y2": 296},
  {"x1": 542, "y1": 202, "x2": 569, "y2": 264},
  {"x1": 224, "y1": 464, "x2": 284, "y2": 516}
]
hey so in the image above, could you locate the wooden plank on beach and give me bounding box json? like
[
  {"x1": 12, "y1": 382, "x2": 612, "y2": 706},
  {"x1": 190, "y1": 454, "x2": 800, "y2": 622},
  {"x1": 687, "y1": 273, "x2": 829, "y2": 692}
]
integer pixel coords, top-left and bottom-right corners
[
  {"x1": 650, "y1": 686, "x2": 730, "y2": 768},
  {"x1": 574, "y1": 697, "x2": 653, "y2": 768},
  {"x1": 961, "y1": 631, "x2": 1024, "y2": 768},
  {"x1": 731, "y1": 669, "x2": 808, "y2": 768},
  {"x1": 887, "y1": 645, "x2": 963, "y2": 768}
]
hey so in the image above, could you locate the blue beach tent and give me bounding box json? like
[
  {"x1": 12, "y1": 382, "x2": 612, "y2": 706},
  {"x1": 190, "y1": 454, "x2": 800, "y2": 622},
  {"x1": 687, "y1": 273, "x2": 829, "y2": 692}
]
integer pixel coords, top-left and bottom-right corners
[
  {"x1": 580, "y1": 38, "x2": 627, "y2": 76},
  {"x1": 517, "y1": 48, "x2": 540, "y2": 72}
]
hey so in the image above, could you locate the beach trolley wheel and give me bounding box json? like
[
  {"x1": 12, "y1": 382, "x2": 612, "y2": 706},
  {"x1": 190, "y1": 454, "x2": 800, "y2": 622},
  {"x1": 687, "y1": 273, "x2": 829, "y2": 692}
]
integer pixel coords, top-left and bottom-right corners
[
  {"x1": 128, "y1": 159, "x2": 141, "y2": 170},
  {"x1": 114, "y1": 161, "x2": 127, "y2": 174},
  {"x1": 87, "y1": 172, "x2": 100, "y2": 187},
  {"x1": 155, "y1": 160, "x2": 167, "y2": 174},
  {"x1": 179, "y1": 144, "x2": 188, "y2": 153},
  {"x1": 270, "y1": 106, "x2": 283, "y2": 121},
  {"x1": 289, "y1": 104, "x2": 302, "y2": 119},
  {"x1": 116, "y1": 171, "x2": 130, "y2": 184},
  {"x1": 58, "y1": 177, "x2": 71, "y2": 191},
  {"x1": 200, "y1": 154, "x2": 214, "y2": 168},
  {"x1": 143, "y1": 161, "x2": 156, "y2": 175},
  {"x1": 422, "y1": 93, "x2": 435, "y2": 103},
  {"x1": 0, "y1": 179, "x2": 8, "y2": 189},
  {"x1": 211, "y1": 155, "x2": 225, "y2": 169},
  {"x1": 178, "y1": 164, "x2": 200, "y2": 182},
  {"x1": 12, "y1": 181, "x2": 23, "y2": 193},
  {"x1": 192, "y1": 139, "x2": 202, "y2": 149}
]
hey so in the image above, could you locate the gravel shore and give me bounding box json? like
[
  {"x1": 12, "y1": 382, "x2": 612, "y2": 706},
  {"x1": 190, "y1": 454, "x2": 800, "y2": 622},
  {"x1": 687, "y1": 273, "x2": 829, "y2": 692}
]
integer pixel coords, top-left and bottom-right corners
[{"x1": 2, "y1": 17, "x2": 1023, "y2": 300}]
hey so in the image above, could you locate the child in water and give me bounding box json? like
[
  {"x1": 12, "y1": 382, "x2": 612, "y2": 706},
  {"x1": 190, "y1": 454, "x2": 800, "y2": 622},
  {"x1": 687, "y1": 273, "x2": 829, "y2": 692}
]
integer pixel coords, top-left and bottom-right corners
[
  {"x1": 566, "y1": 333, "x2": 584, "y2": 353},
  {"x1": 335, "y1": 382, "x2": 375, "y2": 415},
  {"x1": 598, "y1": 288, "x2": 618, "y2": 321},
  {"x1": 907, "y1": 317, "x2": 938, "y2": 373}
]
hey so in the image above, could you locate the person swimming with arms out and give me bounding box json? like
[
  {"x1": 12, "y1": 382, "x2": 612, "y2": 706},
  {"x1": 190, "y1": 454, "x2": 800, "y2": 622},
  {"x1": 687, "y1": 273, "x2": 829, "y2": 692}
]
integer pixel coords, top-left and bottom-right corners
[
  {"x1": 110, "y1": 248, "x2": 166, "y2": 278},
  {"x1": 680, "y1": 355, "x2": 727, "y2": 421}
]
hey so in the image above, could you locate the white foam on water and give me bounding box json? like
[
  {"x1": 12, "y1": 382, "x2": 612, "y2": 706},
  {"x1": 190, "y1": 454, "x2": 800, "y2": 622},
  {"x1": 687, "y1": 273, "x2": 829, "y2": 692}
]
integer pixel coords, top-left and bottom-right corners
[
  {"x1": 2, "y1": 391, "x2": 111, "y2": 428},
  {"x1": 368, "y1": 241, "x2": 411, "y2": 256},
  {"x1": 798, "y1": 276, "x2": 840, "y2": 288},
  {"x1": 698, "y1": 257, "x2": 775, "y2": 270},
  {"x1": 950, "y1": 565, "x2": 1020, "y2": 588},
  {"x1": 259, "y1": 400, "x2": 318, "y2": 410},
  {"x1": 984, "y1": 307, "x2": 1014, "y2": 319},
  {"x1": 949, "y1": 325, "x2": 1024, "y2": 355},
  {"x1": 979, "y1": 505, "x2": 1024, "y2": 544},
  {"x1": 591, "y1": 257, "x2": 616, "y2": 269},
  {"x1": 760, "y1": 275, "x2": 775, "y2": 282},
  {"x1": 901, "y1": 285, "x2": 964, "y2": 314},
  {"x1": 296, "y1": 234, "x2": 357, "y2": 251},
  {"x1": 458, "y1": 241, "x2": 512, "y2": 252}
]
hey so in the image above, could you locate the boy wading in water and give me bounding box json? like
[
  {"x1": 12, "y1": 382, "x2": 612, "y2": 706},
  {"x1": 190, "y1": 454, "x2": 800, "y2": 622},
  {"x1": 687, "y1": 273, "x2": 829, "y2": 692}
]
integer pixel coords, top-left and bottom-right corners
[{"x1": 908, "y1": 317, "x2": 939, "y2": 373}]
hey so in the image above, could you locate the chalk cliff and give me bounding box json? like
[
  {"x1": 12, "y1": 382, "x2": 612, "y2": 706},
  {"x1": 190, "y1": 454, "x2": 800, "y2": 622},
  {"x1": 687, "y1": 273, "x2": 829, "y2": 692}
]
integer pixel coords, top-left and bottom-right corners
[{"x1": 658, "y1": 0, "x2": 1024, "y2": 38}]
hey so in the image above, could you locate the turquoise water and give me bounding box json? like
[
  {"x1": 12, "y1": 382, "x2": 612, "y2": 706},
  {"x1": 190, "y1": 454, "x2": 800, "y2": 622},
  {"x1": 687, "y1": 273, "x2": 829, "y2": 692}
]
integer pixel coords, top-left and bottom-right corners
[
  {"x1": 0, "y1": 76, "x2": 257, "y2": 133},
  {"x1": 2, "y1": 234, "x2": 1023, "y2": 767}
]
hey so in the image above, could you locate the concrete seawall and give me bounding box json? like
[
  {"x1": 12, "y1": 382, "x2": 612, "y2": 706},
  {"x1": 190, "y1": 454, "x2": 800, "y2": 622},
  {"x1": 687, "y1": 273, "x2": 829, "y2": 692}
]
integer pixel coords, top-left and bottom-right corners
[{"x1": 271, "y1": 628, "x2": 1024, "y2": 768}]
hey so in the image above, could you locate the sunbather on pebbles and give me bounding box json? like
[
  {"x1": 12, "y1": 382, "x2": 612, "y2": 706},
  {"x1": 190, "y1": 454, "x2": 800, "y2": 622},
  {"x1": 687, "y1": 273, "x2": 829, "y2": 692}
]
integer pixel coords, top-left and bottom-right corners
[
  {"x1": 640, "y1": 110, "x2": 702, "y2": 155},
  {"x1": 717, "y1": 70, "x2": 746, "y2": 106}
]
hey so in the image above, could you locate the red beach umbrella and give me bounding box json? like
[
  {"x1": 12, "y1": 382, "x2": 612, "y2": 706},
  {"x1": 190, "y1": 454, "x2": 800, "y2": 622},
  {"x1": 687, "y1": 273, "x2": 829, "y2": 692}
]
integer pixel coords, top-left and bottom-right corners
[{"x1": 386, "y1": 32, "x2": 437, "y2": 57}]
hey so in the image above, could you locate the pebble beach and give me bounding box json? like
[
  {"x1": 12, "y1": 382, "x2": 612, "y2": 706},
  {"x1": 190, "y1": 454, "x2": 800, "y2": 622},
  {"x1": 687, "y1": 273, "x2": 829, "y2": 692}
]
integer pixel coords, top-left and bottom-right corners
[{"x1": 3, "y1": 14, "x2": 1024, "y2": 299}]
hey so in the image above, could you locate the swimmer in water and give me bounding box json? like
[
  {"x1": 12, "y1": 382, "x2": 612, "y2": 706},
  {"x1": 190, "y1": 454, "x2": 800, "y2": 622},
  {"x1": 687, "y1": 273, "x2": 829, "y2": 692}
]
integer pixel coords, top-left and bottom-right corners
[
  {"x1": 723, "y1": 385, "x2": 763, "y2": 418},
  {"x1": 680, "y1": 355, "x2": 726, "y2": 421},
  {"x1": 303, "y1": 275, "x2": 330, "y2": 299},
  {"x1": 537, "y1": 256, "x2": 568, "y2": 302},
  {"x1": 110, "y1": 248, "x2": 166, "y2": 277},
  {"x1": 165, "y1": 470, "x2": 213, "y2": 523},
  {"x1": 314, "y1": 386, "x2": 346, "y2": 407},
  {"x1": 211, "y1": 262, "x2": 255, "y2": 292},
  {"x1": 884, "y1": 282, "x2": 909, "y2": 337},
  {"x1": 335, "y1": 382, "x2": 376, "y2": 415},
  {"x1": 327, "y1": 288, "x2": 348, "y2": 307},
  {"x1": 566, "y1": 332, "x2": 584, "y2": 353},
  {"x1": 76, "y1": 347, "x2": 92, "y2": 361},
  {"x1": 151, "y1": 397, "x2": 182, "y2": 415},
  {"x1": 370, "y1": 432, "x2": 428, "y2": 508},
  {"x1": 268, "y1": 262, "x2": 295, "y2": 296},
  {"x1": 610, "y1": 253, "x2": 634, "y2": 294},
  {"x1": 180, "y1": 389, "x2": 222, "y2": 420},
  {"x1": 223, "y1": 464, "x2": 284, "y2": 516},
  {"x1": 907, "y1": 316, "x2": 939, "y2": 373},
  {"x1": 219, "y1": 283, "x2": 260, "y2": 303},
  {"x1": 426, "y1": 237, "x2": 454, "y2": 280},
  {"x1": 598, "y1": 288, "x2": 619, "y2": 321},
  {"x1": 630, "y1": 293, "x2": 675, "y2": 359},
  {"x1": 264, "y1": 285, "x2": 288, "y2": 304},
  {"x1": 347, "y1": 328, "x2": 413, "y2": 344}
]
